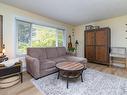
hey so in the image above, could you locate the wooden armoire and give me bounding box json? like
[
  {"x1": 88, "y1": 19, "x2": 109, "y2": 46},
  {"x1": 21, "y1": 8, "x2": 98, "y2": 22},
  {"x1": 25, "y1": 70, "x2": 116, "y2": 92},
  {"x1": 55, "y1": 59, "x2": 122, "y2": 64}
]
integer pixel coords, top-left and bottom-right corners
[{"x1": 84, "y1": 27, "x2": 111, "y2": 65}]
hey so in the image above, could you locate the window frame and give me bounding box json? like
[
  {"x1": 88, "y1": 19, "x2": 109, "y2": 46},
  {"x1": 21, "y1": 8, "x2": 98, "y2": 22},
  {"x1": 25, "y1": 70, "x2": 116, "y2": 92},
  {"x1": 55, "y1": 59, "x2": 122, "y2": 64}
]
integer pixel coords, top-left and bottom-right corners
[{"x1": 15, "y1": 19, "x2": 66, "y2": 56}]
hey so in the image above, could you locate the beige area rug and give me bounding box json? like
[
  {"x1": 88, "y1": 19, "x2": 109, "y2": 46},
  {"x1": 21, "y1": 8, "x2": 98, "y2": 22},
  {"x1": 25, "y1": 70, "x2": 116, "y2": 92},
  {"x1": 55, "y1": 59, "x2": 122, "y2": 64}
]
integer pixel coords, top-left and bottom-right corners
[{"x1": 31, "y1": 69, "x2": 127, "y2": 95}]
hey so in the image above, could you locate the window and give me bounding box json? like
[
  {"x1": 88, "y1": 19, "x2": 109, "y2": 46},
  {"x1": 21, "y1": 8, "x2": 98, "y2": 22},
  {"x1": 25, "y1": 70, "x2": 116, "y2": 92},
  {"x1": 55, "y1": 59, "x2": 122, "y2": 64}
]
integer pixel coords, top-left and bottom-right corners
[
  {"x1": 16, "y1": 20, "x2": 65, "y2": 55},
  {"x1": 31, "y1": 24, "x2": 57, "y2": 47},
  {"x1": 16, "y1": 20, "x2": 31, "y2": 55},
  {"x1": 58, "y1": 30, "x2": 64, "y2": 47}
]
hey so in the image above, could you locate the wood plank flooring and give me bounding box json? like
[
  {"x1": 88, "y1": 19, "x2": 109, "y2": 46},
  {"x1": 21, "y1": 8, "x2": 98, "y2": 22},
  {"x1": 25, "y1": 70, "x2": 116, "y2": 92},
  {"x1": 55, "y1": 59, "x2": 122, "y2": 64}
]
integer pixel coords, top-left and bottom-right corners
[
  {"x1": 1, "y1": 62, "x2": 127, "y2": 95},
  {"x1": 87, "y1": 63, "x2": 127, "y2": 78},
  {"x1": 0, "y1": 72, "x2": 44, "y2": 95}
]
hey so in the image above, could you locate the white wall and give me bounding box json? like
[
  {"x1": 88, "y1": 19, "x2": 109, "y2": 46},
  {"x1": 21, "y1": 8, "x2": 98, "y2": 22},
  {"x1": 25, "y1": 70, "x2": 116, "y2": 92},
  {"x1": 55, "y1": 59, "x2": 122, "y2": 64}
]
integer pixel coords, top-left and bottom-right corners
[
  {"x1": 0, "y1": 3, "x2": 73, "y2": 58},
  {"x1": 74, "y1": 15, "x2": 127, "y2": 57},
  {"x1": 2, "y1": 2, "x2": 127, "y2": 59}
]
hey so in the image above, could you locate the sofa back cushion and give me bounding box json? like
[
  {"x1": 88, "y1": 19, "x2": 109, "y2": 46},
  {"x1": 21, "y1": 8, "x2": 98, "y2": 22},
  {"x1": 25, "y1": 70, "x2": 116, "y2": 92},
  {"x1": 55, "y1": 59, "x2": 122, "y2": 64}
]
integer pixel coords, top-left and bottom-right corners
[
  {"x1": 27, "y1": 48, "x2": 47, "y2": 59},
  {"x1": 45, "y1": 47, "x2": 58, "y2": 58},
  {"x1": 57, "y1": 47, "x2": 66, "y2": 56}
]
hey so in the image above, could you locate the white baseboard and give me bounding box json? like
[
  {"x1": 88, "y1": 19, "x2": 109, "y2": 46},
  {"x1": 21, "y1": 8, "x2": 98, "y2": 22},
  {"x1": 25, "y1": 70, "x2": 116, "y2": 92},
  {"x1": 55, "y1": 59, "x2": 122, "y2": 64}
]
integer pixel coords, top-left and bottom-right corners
[{"x1": 112, "y1": 63, "x2": 125, "y2": 68}]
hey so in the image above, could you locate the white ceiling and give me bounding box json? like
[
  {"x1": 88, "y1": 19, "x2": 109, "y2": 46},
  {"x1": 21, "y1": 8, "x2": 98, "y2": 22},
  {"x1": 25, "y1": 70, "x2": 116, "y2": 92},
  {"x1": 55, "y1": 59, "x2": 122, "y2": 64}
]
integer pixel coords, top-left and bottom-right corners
[{"x1": 0, "y1": 0, "x2": 127, "y2": 25}]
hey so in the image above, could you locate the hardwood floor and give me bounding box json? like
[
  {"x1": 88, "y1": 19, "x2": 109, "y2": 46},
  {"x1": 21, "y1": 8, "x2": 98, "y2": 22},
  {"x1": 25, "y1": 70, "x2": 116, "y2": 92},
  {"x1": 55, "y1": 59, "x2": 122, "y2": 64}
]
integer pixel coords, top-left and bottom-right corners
[
  {"x1": 87, "y1": 63, "x2": 127, "y2": 78},
  {"x1": 0, "y1": 72, "x2": 44, "y2": 95},
  {"x1": 1, "y1": 62, "x2": 127, "y2": 95}
]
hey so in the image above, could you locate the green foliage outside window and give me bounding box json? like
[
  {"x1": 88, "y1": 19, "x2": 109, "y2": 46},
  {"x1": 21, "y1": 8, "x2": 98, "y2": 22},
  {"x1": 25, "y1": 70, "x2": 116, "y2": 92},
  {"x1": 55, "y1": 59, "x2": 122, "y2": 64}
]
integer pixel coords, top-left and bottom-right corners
[
  {"x1": 17, "y1": 20, "x2": 31, "y2": 54},
  {"x1": 31, "y1": 25, "x2": 56, "y2": 47},
  {"x1": 16, "y1": 20, "x2": 64, "y2": 55}
]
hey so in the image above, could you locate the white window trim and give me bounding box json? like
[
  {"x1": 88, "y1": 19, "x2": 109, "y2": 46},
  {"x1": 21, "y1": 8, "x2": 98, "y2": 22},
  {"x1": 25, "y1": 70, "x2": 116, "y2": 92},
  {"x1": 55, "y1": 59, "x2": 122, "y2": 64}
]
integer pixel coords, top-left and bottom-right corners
[{"x1": 56, "y1": 30, "x2": 58, "y2": 47}]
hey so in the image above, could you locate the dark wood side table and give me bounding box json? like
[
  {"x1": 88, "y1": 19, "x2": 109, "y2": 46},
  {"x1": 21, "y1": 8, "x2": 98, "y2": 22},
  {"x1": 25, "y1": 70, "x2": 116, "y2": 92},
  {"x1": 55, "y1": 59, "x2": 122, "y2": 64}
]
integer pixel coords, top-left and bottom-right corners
[
  {"x1": 56, "y1": 62, "x2": 85, "y2": 89},
  {"x1": 0, "y1": 61, "x2": 23, "y2": 88}
]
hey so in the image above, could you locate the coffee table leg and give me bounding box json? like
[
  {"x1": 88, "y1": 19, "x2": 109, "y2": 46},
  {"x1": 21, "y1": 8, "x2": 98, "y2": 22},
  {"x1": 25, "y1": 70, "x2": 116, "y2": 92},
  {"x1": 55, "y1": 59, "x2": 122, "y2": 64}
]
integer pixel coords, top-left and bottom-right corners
[
  {"x1": 57, "y1": 71, "x2": 60, "y2": 79},
  {"x1": 67, "y1": 76, "x2": 69, "y2": 89},
  {"x1": 81, "y1": 70, "x2": 83, "y2": 82},
  {"x1": 81, "y1": 73, "x2": 83, "y2": 82}
]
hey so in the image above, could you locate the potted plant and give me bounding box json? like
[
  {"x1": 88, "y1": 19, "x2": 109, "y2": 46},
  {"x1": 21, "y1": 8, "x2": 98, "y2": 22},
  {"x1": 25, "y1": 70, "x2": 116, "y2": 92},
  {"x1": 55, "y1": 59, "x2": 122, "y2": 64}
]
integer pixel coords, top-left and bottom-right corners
[{"x1": 68, "y1": 47, "x2": 76, "y2": 52}]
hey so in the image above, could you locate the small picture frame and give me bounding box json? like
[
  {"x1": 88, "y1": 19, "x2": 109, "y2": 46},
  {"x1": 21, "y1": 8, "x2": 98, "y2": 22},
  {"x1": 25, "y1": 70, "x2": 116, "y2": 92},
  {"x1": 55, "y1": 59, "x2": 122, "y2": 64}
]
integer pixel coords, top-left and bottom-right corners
[
  {"x1": 85, "y1": 25, "x2": 94, "y2": 30},
  {"x1": 93, "y1": 26, "x2": 100, "y2": 29},
  {"x1": 85, "y1": 25, "x2": 100, "y2": 30}
]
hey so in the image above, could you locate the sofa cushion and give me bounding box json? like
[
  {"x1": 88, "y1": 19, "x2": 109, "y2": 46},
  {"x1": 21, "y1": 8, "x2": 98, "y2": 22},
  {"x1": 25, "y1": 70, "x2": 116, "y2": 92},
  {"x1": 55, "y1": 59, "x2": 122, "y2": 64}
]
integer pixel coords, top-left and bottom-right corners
[
  {"x1": 45, "y1": 48, "x2": 58, "y2": 58},
  {"x1": 57, "y1": 47, "x2": 66, "y2": 57},
  {"x1": 27, "y1": 48, "x2": 47, "y2": 59},
  {"x1": 50, "y1": 57, "x2": 67, "y2": 63},
  {"x1": 64, "y1": 56, "x2": 87, "y2": 64},
  {"x1": 40, "y1": 67, "x2": 58, "y2": 77},
  {"x1": 40, "y1": 59, "x2": 56, "y2": 69}
]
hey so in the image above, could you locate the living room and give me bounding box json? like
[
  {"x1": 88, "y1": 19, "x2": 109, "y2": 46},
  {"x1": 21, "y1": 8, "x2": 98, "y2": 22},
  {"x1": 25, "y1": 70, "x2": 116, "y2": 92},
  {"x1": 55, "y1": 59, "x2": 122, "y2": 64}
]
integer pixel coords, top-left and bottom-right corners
[{"x1": 0, "y1": 0, "x2": 127, "y2": 95}]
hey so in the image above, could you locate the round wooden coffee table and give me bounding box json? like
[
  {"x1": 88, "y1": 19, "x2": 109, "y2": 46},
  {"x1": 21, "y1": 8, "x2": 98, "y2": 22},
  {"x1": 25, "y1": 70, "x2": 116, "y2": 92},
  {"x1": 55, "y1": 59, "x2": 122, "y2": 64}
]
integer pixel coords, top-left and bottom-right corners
[{"x1": 56, "y1": 62, "x2": 85, "y2": 88}]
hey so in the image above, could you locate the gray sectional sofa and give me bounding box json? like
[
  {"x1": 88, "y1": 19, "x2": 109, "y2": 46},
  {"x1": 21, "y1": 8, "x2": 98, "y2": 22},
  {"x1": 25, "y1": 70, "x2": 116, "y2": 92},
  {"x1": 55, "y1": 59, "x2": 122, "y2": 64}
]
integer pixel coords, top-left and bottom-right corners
[{"x1": 26, "y1": 47, "x2": 87, "y2": 79}]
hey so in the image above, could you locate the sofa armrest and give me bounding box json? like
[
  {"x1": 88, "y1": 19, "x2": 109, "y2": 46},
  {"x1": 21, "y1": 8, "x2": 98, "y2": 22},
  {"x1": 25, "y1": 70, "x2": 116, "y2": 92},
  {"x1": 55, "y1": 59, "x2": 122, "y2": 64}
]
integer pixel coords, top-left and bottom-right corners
[
  {"x1": 66, "y1": 51, "x2": 76, "y2": 56},
  {"x1": 25, "y1": 56, "x2": 40, "y2": 79}
]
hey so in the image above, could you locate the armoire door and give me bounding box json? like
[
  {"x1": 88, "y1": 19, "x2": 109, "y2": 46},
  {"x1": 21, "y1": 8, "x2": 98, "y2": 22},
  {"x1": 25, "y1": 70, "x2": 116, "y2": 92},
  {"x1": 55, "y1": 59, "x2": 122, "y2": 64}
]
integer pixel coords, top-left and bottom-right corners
[
  {"x1": 85, "y1": 46, "x2": 95, "y2": 61},
  {"x1": 95, "y1": 29, "x2": 110, "y2": 64},
  {"x1": 85, "y1": 31, "x2": 94, "y2": 45},
  {"x1": 85, "y1": 31, "x2": 95, "y2": 61}
]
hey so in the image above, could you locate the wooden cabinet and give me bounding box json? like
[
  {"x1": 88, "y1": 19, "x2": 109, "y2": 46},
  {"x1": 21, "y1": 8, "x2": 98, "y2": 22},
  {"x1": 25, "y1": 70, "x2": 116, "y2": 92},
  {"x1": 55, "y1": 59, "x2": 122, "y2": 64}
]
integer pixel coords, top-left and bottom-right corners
[
  {"x1": 86, "y1": 32, "x2": 94, "y2": 45},
  {"x1": 85, "y1": 27, "x2": 110, "y2": 65},
  {"x1": 86, "y1": 46, "x2": 95, "y2": 61}
]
